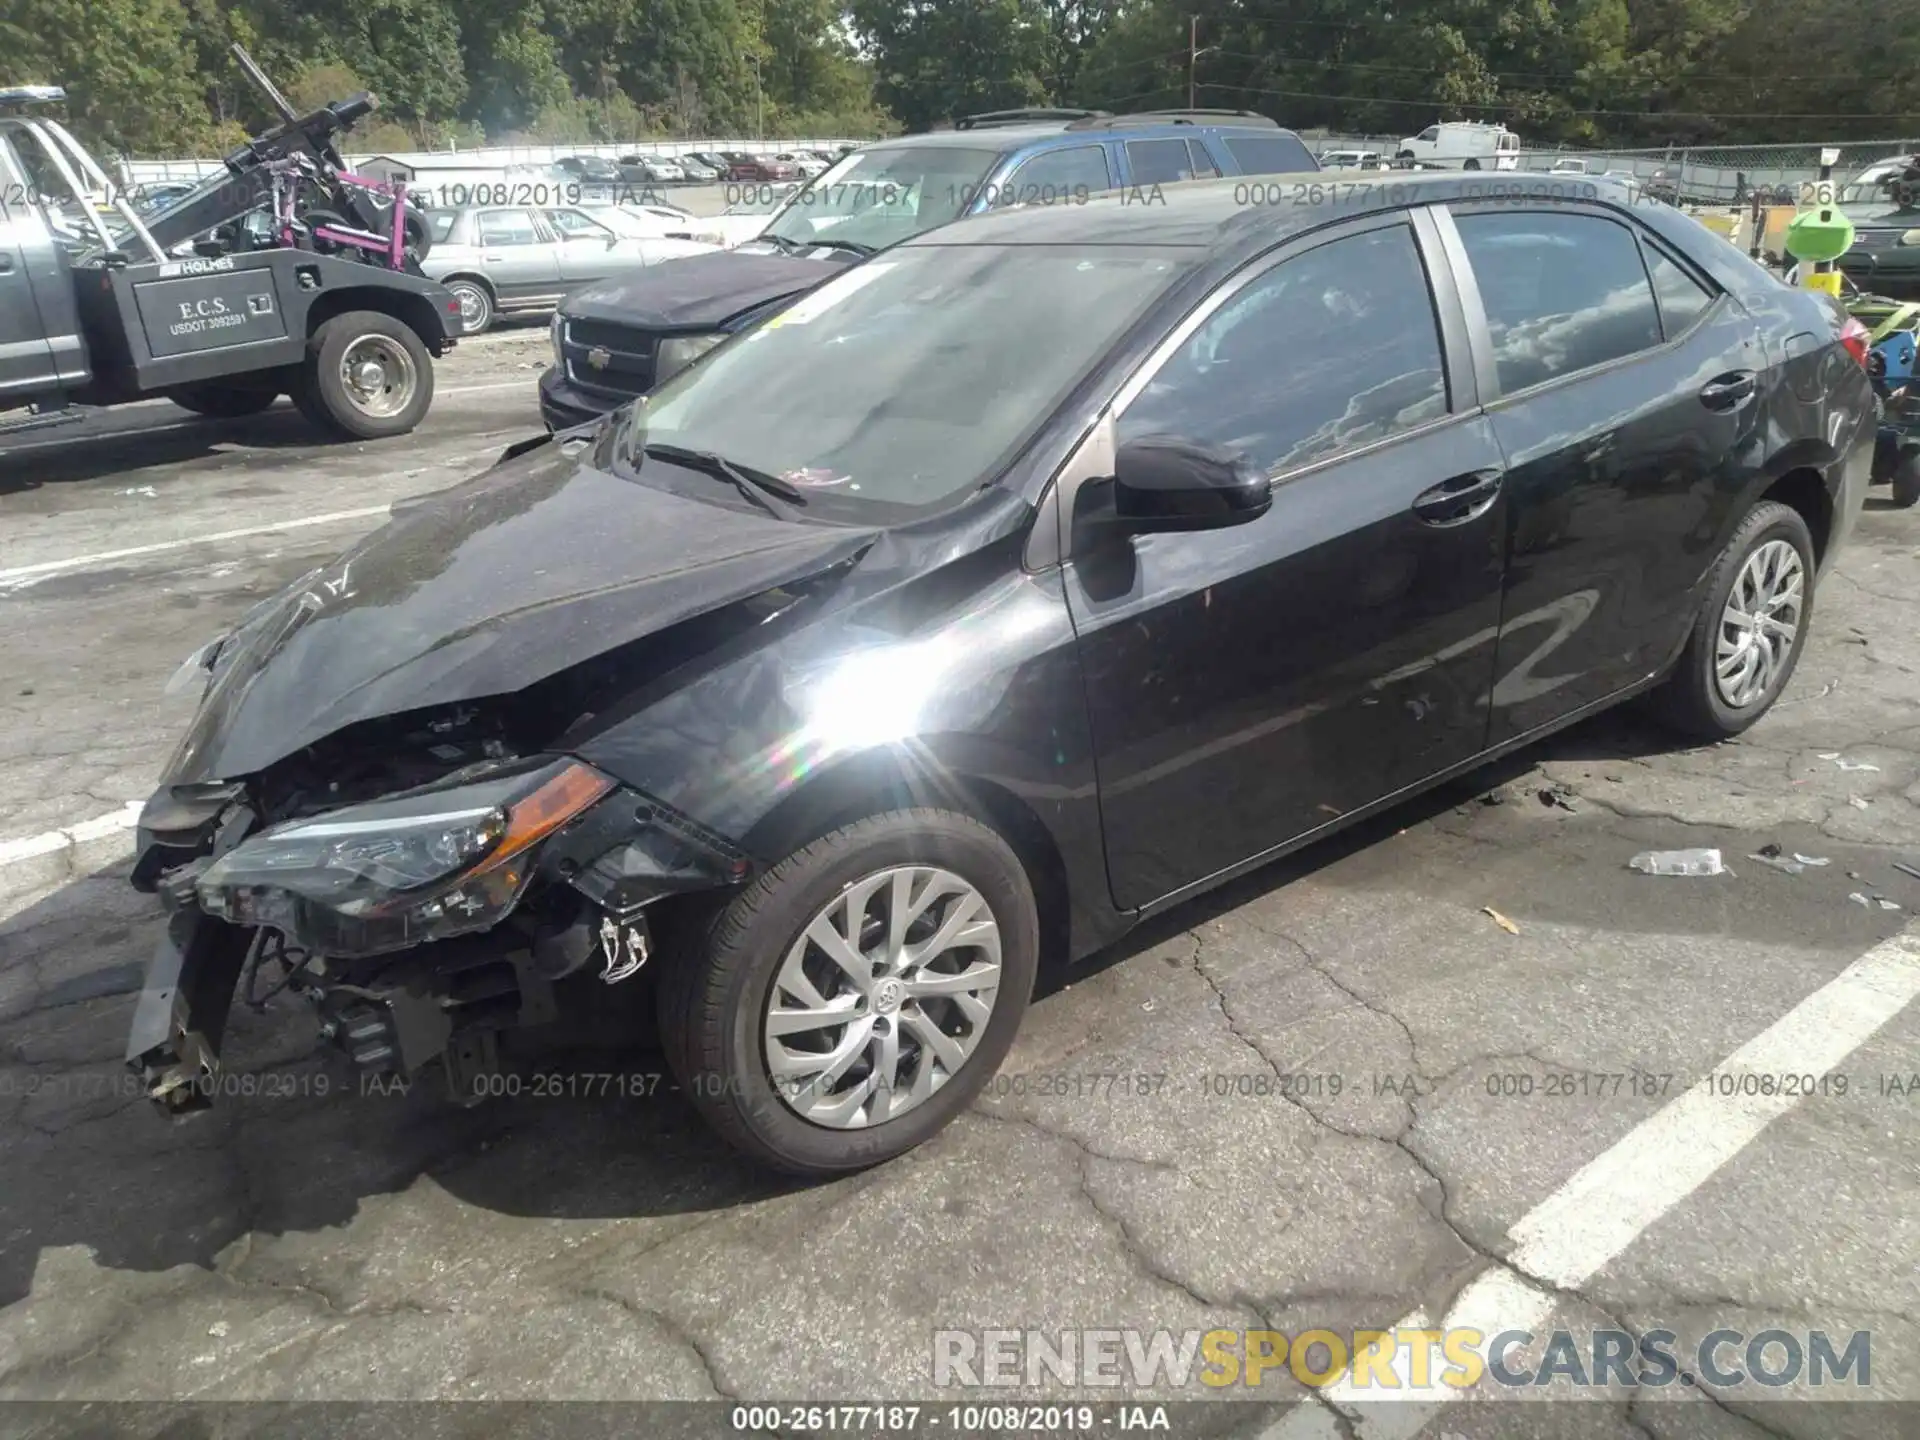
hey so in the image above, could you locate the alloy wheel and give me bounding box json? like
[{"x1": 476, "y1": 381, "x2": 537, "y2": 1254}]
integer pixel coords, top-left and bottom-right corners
[
  {"x1": 1715, "y1": 538, "x2": 1804, "y2": 709},
  {"x1": 762, "y1": 865, "x2": 1002, "y2": 1129}
]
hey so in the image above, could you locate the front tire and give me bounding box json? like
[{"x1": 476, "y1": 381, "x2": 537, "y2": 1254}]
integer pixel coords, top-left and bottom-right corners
[
  {"x1": 295, "y1": 310, "x2": 434, "y2": 440},
  {"x1": 1648, "y1": 500, "x2": 1815, "y2": 739},
  {"x1": 659, "y1": 809, "x2": 1039, "y2": 1175},
  {"x1": 1463, "y1": 157, "x2": 1482, "y2": 170}
]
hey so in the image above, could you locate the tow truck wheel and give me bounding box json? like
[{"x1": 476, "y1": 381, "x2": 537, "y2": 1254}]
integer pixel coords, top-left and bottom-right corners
[
  {"x1": 168, "y1": 383, "x2": 278, "y2": 418},
  {"x1": 298, "y1": 310, "x2": 434, "y2": 440}
]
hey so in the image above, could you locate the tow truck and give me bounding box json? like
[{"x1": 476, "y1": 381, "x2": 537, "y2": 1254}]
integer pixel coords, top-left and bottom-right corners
[{"x1": 0, "y1": 47, "x2": 463, "y2": 445}]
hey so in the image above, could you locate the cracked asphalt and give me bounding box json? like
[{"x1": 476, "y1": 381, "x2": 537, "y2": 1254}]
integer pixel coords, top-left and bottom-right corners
[{"x1": 1, "y1": 338, "x2": 1917, "y2": 1438}]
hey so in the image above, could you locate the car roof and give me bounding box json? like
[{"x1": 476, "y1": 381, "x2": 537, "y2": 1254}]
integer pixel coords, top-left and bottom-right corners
[
  {"x1": 862, "y1": 119, "x2": 1301, "y2": 157},
  {"x1": 903, "y1": 170, "x2": 1641, "y2": 255}
]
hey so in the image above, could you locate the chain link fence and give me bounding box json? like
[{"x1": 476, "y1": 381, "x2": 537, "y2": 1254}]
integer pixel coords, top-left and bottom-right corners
[{"x1": 1300, "y1": 130, "x2": 1920, "y2": 206}]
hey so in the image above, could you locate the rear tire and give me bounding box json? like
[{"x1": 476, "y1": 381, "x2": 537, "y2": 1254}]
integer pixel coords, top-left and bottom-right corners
[
  {"x1": 167, "y1": 383, "x2": 278, "y2": 419},
  {"x1": 443, "y1": 277, "x2": 495, "y2": 335},
  {"x1": 659, "y1": 809, "x2": 1039, "y2": 1176},
  {"x1": 297, "y1": 310, "x2": 434, "y2": 440},
  {"x1": 1647, "y1": 500, "x2": 1815, "y2": 739}
]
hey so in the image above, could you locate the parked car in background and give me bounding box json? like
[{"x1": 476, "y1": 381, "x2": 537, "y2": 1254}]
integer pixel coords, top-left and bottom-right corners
[
  {"x1": 1319, "y1": 149, "x2": 1385, "y2": 171},
  {"x1": 1644, "y1": 167, "x2": 1682, "y2": 204},
  {"x1": 618, "y1": 154, "x2": 686, "y2": 184},
  {"x1": 686, "y1": 151, "x2": 732, "y2": 176},
  {"x1": 1549, "y1": 157, "x2": 1591, "y2": 176},
  {"x1": 540, "y1": 108, "x2": 1321, "y2": 429},
  {"x1": 133, "y1": 173, "x2": 1875, "y2": 1175},
  {"x1": 675, "y1": 155, "x2": 722, "y2": 182},
  {"x1": 1838, "y1": 188, "x2": 1920, "y2": 300},
  {"x1": 420, "y1": 204, "x2": 718, "y2": 334},
  {"x1": 556, "y1": 154, "x2": 624, "y2": 185},
  {"x1": 775, "y1": 151, "x2": 830, "y2": 178},
  {"x1": 723, "y1": 153, "x2": 801, "y2": 182},
  {"x1": 1395, "y1": 120, "x2": 1521, "y2": 171}
]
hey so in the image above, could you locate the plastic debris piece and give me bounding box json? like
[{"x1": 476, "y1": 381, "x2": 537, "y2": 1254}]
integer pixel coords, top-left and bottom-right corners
[
  {"x1": 1894, "y1": 863, "x2": 1920, "y2": 882},
  {"x1": 1629, "y1": 848, "x2": 1726, "y2": 877},
  {"x1": 1848, "y1": 796, "x2": 1871, "y2": 810},
  {"x1": 1881, "y1": 898, "x2": 1904, "y2": 912},
  {"x1": 1818, "y1": 751, "x2": 1841, "y2": 760},
  {"x1": 1834, "y1": 759, "x2": 1882, "y2": 773},
  {"x1": 1851, "y1": 892, "x2": 1871, "y2": 907},
  {"x1": 1538, "y1": 784, "x2": 1578, "y2": 812},
  {"x1": 1482, "y1": 906, "x2": 1520, "y2": 934},
  {"x1": 1748, "y1": 852, "x2": 1806, "y2": 875},
  {"x1": 1792, "y1": 854, "x2": 1830, "y2": 867}
]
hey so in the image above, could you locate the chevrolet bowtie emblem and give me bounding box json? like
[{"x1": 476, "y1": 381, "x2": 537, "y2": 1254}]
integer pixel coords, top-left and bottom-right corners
[{"x1": 586, "y1": 346, "x2": 612, "y2": 369}]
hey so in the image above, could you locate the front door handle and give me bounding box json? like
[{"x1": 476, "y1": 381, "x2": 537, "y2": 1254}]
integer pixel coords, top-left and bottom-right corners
[
  {"x1": 1700, "y1": 370, "x2": 1757, "y2": 410},
  {"x1": 1412, "y1": 468, "x2": 1504, "y2": 526}
]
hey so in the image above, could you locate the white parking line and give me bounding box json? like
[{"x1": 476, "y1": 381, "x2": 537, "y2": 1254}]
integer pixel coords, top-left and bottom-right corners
[
  {"x1": 1263, "y1": 924, "x2": 1920, "y2": 1435},
  {"x1": 0, "y1": 801, "x2": 142, "y2": 867},
  {"x1": 0, "y1": 505, "x2": 393, "y2": 586}
]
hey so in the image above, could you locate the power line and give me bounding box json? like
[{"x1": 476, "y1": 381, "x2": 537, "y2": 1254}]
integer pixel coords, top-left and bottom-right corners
[
  {"x1": 1199, "y1": 46, "x2": 1875, "y2": 88},
  {"x1": 1190, "y1": 81, "x2": 1919, "y2": 122}
]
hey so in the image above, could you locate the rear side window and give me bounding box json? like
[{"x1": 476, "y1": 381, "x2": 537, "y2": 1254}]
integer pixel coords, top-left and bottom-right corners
[
  {"x1": 1002, "y1": 144, "x2": 1113, "y2": 205},
  {"x1": 1186, "y1": 140, "x2": 1221, "y2": 179},
  {"x1": 1452, "y1": 211, "x2": 1663, "y2": 393},
  {"x1": 1644, "y1": 244, "x2": 1716, "y2": 339},
  {"x1": 1127, "y1": 138, "x2": 1201, "y2": 185},
  {"x1": 1223, "y1": 133, "x2": 1316, "y2": 175},
  {"x1": 427, "y1": 211, "x2": 457, "y2": 243}
]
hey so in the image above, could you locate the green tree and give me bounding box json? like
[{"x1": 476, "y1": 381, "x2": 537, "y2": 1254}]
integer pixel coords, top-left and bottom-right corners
[{"x1": 0, "y1": 0, "x2": 218, "y2": 154}]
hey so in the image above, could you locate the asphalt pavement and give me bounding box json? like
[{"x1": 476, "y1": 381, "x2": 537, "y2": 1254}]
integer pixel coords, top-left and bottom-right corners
[{"x1": 0, "y1": 333, "x2": 1916, "y2": 1438}]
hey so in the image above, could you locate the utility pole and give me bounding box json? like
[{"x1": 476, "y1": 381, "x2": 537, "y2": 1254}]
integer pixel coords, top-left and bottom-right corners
[
  {"x1": 1187, "y1": 19, "x2": 1219, "y2": 111},
  {"x1": 1189, "y1": 16, "x2": 1199, "y2": 110}
]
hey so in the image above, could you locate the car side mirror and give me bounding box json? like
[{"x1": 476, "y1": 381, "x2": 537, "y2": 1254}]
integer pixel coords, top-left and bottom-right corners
[{"x1": 1112, "y1": 435, "x2": 1271, "y2": 530}]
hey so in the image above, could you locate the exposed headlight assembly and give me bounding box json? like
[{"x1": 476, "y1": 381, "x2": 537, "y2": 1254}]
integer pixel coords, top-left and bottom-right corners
[
  {"x1": 196, "y1": 758, "x2": 615, "y2": 957},
  {"x1": 550, "y1": 310, "x2": 565, "y2": 363},
  {"x1": 1901, "y1": 229, "x2": 1920, "y2": 247},
  {"x1": 655, "y1": 332, "x2": 725, "y2": 382}
]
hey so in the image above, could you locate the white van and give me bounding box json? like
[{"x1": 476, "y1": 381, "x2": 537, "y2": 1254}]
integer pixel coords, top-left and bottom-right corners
[{"x1": 1395, "y1": 121, "x2": 1521, "y2": 171}]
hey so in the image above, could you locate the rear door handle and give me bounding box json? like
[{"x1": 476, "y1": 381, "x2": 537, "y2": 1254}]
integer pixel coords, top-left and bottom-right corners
[
  {"x1": 1700, "y1": 370, "x2": 1757, "y2": 410},
  {"x1": 1412, "y1": 468, "x2": 1504, "y2": 526}
]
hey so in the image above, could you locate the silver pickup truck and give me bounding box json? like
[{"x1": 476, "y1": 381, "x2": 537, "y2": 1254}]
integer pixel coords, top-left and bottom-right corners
[{"x1": 0, "y1": 60, "x2": 464, "y2": 444}]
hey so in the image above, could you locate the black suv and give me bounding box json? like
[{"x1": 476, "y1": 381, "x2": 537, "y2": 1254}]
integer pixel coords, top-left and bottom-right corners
[{"x1": 537, "y1": 108, "x2": 1319, "y2": 429}]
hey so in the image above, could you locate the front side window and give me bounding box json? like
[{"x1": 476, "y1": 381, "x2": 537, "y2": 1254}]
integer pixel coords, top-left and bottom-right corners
[
  {"x1": 625, "y1": 244, "x2": 1195, "y2": 518},
  {"x1": 1452, "y1": 211, "x2": 1663, "y2": 393},
  {"x1": 1417, "y1": 127, "x2": 1440, "y2": 142},
  {"x1": 1119, "y1": 224, "x2": 1449, "y2": 477},
  {"x1": 545, "y1": 208, "x2": 615, "y2": 240}
]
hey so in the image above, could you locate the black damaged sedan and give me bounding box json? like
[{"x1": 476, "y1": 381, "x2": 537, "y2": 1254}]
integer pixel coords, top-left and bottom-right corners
[{"x1": 130, "y1": 175, "x2": 1874, "y2": 1174}]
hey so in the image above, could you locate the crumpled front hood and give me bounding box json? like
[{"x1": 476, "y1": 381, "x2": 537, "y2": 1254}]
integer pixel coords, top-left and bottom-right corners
[
  {"x1": 164, "y1": 440, "x2": 877, "y2": 783},
  {"x1": 559, "y1": 250, "x2": 836, "y2": 329}
]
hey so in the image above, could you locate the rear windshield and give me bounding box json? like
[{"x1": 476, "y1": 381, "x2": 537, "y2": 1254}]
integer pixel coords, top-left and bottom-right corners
[{"x1": 1223, "y1": 133, "x2": 1317, "y2": 175}]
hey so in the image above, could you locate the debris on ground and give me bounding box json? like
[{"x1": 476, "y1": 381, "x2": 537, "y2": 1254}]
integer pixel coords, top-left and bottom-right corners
[
  {"x1": 1478, "y1": 790, "x2": 1507, "y2": 807},
  {"x1": 1749, "y1": 850, "x2": 1830, "y2": 876},
  {"x1": 1820, "y1": 754, "x2": 1882, "y2": 772},
  {"x1": 1850, "y1": 892, "x2": 1903, "y2": 911},
  {"x1": 1849, "y1": 795, "x2": 1872, "y2": 810},
  {"x1": 1758, "y1": 842, "x2": 1783, "y2": 857},
  {"x1": 1629, "y1": 848, "x2": 1728, "y2": 877},
  {"x1": 1895, "y1": 863, "x2": 1920, "y2": 882},
  {"x1": 1538, "y1": 784, "x2": 1578, "y2": 812},
  {"x1": 1482, "y1": 906, "x2": 1520, "y2": 934}
]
